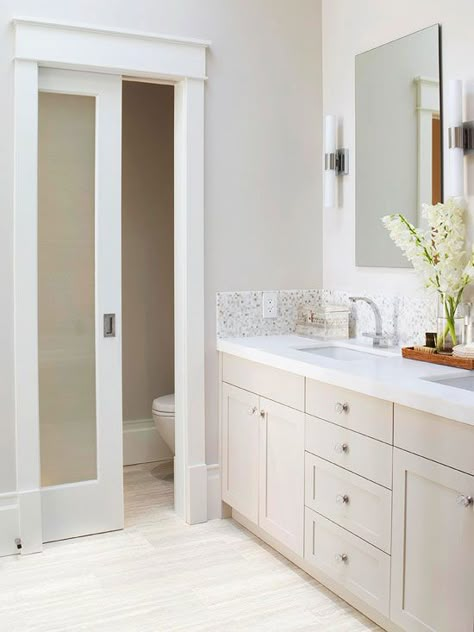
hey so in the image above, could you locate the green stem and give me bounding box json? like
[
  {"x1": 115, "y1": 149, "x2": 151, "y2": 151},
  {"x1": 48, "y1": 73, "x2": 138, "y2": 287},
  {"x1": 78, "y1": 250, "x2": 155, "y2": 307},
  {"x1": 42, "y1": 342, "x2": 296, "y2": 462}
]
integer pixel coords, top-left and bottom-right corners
[
  {"x1": 396, "y1": 214, "x2": 442, "y2": 289},
  {"x1": 437, "y1": 293, "x2": 461, "y2": 350},
  {"x1": 397, "y1": 215, "x2": 434, "y2": 265}
]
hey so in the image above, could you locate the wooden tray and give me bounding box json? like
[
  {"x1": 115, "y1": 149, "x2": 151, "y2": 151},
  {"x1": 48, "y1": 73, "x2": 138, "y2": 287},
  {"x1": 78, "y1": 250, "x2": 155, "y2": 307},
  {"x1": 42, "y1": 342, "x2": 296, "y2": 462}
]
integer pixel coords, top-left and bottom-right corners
[{"x1": 402, "y1": 347, "x2": 474, "y2": 370}]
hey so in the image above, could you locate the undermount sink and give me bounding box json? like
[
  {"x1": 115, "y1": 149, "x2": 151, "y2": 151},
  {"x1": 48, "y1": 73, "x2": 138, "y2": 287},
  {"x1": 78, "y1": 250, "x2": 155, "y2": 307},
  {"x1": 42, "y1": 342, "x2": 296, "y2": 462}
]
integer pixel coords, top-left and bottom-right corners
[
  {"x1": 425, "y1": 374, "x2": 474, "y2": 392},
  {"x1": 297, "y1": 346, "x2": 376, "y2": 361}
]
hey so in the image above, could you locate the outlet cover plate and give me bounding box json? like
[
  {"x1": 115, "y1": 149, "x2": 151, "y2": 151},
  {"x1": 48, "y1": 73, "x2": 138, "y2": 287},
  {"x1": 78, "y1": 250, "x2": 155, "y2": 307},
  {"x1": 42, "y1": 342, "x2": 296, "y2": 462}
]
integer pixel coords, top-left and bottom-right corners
[{"x1": 263, "y1": 291, "x2": 278, "y2": 319}]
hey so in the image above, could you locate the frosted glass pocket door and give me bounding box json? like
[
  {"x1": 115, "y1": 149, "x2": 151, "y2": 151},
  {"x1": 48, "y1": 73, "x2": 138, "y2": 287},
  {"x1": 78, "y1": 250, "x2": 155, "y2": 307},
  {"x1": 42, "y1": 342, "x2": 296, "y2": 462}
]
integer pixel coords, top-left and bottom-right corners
[{"x1": 38, "y1": 68, "x2": 123, "y2": 543}]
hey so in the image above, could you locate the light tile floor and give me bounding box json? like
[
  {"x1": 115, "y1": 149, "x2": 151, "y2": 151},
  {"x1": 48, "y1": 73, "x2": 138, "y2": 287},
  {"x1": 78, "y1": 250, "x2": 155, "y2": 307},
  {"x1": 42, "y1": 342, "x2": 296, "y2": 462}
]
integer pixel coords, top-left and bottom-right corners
[{"x1": 0, "y1": 462, "x2": 381, "y2": 631}]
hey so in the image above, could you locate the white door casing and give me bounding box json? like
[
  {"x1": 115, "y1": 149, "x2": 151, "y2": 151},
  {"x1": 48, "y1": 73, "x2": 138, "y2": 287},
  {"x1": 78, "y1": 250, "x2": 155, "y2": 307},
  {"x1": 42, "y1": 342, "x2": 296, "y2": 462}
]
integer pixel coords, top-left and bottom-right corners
[{"x1": 10, "y1": 18, "x2": 209, "y2": 556}]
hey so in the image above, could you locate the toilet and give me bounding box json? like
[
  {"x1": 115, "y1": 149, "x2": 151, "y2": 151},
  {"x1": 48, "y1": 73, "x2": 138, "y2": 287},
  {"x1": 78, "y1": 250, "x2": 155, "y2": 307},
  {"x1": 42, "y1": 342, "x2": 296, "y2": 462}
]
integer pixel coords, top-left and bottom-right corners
[{"x1": 152, "y1": 393, "x2": 175, "y2": 454}]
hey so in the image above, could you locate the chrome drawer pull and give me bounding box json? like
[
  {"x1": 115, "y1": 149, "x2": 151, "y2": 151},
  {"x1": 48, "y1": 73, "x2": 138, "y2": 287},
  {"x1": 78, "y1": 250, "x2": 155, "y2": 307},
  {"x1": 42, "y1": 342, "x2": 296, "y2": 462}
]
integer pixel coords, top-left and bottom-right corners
[
  {"x1": 335, "y1": 553, "x2": 348, "y2": 563},
  {"x1": 335, "y1": 402, "x2": 349, "y2": 414},
  {"x1": 336, "y1": 494, "x2": 349, "y2": 505},
  {"x1": 457, "y1": 495, "x2": 473, "y2": 508},
  {"x1": 247, "y1": 406, "x2": 258, "y2": 416},
  {"x1": 334, "y1": 442, "x2": 349, "y2": 454}
]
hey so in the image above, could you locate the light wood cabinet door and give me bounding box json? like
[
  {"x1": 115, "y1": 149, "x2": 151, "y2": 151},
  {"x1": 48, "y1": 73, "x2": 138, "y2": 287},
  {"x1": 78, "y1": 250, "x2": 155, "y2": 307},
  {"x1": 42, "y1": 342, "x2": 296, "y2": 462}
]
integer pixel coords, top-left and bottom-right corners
[
  {"x1": 391, "y1": 448, "x2": 474, "y2": 632},
  {"x1": 221, "y1": 383, "x2": 259, "y2": 524},
  {"x1": 259, "y1": 398, "x2": 305, "y2": 555}
]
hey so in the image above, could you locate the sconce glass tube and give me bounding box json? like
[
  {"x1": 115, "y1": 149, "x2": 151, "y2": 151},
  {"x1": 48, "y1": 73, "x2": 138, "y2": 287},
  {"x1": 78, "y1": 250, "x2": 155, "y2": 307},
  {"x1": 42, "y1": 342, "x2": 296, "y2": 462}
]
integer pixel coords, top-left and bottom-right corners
[
  {"x1": 447, "y1": 79, "x2": 464, "y2": 198},
  {"x1": 324, "y1": 114, "x2": 337, "y2": 208}
]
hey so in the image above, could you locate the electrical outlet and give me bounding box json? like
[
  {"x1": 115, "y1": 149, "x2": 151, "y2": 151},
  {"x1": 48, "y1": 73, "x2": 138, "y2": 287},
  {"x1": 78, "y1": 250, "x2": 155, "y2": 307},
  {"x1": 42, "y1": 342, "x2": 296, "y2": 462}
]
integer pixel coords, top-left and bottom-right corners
[{"x1": 262, "y1": 291, "x2": 278, "y2": 319}]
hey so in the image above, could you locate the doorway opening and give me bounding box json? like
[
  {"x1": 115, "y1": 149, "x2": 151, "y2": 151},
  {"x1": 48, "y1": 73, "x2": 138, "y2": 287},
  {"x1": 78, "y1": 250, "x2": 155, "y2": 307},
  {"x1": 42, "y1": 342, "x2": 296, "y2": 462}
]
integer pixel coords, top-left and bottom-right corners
[{"x1": 121, "y1": 80, "x2": 176, "y2": 525}]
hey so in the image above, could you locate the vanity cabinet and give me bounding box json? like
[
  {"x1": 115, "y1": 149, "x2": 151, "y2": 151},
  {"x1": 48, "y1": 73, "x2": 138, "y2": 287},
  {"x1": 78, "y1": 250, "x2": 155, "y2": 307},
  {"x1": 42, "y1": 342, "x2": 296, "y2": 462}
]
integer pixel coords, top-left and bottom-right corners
[
  {"x1": 221, "y1": 361, "x2": 305, "y2": 554},
  {"x1": 219, "y1": 352, "x2": 474, "y2": 632}
]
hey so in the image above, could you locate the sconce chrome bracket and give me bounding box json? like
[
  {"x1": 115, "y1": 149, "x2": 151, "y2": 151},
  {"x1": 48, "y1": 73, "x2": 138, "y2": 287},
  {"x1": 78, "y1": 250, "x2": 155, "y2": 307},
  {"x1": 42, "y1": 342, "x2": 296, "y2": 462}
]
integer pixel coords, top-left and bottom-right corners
[
  {"x1": 324, "y1": 148, "x2": 349, "y2": 175},
  {"x1": 448, "y1": 122, "x2": 474, "y2": 153}
]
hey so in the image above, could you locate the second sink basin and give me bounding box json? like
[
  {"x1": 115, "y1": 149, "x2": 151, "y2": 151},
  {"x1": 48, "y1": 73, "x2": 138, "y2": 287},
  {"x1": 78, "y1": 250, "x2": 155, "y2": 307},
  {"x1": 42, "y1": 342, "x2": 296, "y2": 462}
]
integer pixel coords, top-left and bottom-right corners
[
  {"x1": 424, "y1": 374, "x2": 474, "y2": 392},
  {"x1": 297, "y1": 346, "x2": 376, "y2": 361}
]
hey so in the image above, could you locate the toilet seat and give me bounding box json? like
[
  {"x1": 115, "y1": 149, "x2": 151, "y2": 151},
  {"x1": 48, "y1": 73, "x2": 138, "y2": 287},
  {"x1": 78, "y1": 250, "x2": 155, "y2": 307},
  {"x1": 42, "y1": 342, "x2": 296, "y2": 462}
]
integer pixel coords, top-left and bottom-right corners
[{"x1": 152, "y1": 393, "x2": 175, "y2": 415}]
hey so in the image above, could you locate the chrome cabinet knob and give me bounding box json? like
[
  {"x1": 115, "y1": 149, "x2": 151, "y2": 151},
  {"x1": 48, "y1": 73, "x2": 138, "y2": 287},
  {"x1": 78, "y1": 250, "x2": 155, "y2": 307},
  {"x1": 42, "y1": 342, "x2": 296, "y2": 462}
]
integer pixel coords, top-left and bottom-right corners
[
  {"x1": 247, "y1": 406, "x2": 258, "y2": 416},
  {"x1": 335, "y1": 402, "x2": 349, "y2": 414},
  {"x1": 336, "y1": 494, "x2": 349, "y2": 505},
  {"x1": 335, "y1": 553, "x2": 348, "y2": 563},
  {"x1": 259, "y1": 410, "x2": 266, "y2": 418},
  {"x1": 334, "y1": 442, "x2": 349, "y2": 454},
  {"x1": 457, "y1": 495, "x2": 473, "y2": 508}
]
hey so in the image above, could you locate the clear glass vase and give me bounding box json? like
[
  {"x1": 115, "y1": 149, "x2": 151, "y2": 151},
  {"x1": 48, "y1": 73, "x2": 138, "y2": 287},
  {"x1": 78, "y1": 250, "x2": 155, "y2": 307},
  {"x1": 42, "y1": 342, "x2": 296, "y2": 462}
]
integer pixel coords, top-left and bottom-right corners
[{"x1": 436, "y1": 294, "x2": 464, "y2": 353}]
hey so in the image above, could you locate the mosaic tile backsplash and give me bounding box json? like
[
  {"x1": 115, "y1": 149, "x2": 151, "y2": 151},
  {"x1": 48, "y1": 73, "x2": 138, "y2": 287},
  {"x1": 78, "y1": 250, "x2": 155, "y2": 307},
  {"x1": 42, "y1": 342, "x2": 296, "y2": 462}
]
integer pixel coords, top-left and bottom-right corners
[{"x1": 216, "y1": 289, "x2": 438, "y2": 346}]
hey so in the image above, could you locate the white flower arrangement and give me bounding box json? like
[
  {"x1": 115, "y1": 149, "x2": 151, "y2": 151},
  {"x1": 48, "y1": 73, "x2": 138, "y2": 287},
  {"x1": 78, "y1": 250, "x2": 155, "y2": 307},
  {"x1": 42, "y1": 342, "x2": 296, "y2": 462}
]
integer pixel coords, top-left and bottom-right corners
[{"x1": 382, "y1": 198, "x2": 474, "y2": 350}]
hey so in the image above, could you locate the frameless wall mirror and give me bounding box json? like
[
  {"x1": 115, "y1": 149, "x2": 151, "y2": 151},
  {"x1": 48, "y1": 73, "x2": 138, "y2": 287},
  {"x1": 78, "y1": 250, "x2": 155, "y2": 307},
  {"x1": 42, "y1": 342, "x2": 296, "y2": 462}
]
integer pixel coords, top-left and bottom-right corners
[{"x1": 355, "y1": 24, "x2": 442, "y2": 268}]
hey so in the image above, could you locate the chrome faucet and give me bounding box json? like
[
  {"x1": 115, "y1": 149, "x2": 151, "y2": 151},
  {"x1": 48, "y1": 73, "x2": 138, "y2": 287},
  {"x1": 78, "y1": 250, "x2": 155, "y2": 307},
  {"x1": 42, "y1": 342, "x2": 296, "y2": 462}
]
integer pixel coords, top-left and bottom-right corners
[{"x1": 349, "y1": 296, "x2": 392, "y2": 347}]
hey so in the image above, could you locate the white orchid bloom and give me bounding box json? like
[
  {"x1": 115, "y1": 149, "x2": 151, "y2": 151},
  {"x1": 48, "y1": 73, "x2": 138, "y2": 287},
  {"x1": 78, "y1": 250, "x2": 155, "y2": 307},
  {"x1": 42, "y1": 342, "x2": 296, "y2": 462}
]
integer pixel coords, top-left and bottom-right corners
[{"x1": 382, "y1": 199, "x2": 474, "y2": 351}]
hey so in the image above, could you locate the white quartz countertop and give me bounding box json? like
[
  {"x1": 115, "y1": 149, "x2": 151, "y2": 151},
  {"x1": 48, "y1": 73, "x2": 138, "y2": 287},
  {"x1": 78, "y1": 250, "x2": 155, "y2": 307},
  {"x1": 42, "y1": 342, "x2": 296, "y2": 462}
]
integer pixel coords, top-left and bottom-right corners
[{"x1": 217, "y1": 335, "x2": 474, "y2": 428}]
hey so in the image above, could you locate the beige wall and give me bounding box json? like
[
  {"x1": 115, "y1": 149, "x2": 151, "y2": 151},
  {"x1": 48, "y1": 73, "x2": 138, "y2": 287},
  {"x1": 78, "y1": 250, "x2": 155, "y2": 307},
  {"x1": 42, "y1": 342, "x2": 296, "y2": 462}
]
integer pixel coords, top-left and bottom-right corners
[
  {"x1": 322, "y1": 0, "x2": 474, "y2": 296},
  {"x1": 122, "y1": 82, "x2": 174, "y2": 423},
  {"x1": 0, "y1": 0, "x2": 322, "y2": 493}
]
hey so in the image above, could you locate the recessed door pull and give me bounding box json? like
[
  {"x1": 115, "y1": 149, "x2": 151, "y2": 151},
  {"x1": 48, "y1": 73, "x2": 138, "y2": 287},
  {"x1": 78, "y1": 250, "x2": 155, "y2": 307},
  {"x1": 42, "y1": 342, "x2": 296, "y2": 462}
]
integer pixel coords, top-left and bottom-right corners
[{"x1": 103, "y1": 313, "x2": 116, "y2": 337}]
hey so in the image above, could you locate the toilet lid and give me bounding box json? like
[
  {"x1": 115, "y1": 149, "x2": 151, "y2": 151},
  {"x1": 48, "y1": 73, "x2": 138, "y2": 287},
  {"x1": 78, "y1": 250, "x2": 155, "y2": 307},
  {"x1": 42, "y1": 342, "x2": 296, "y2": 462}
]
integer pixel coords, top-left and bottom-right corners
[{"x1": 152, "y1": 393, "x2": 175, "y2": 414}]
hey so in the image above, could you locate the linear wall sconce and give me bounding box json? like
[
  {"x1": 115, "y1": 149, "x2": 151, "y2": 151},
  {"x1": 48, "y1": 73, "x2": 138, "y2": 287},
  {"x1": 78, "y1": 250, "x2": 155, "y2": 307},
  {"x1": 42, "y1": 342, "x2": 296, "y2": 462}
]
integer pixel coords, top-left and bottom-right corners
[
  {"x1": 447, "y1": 79, "x2": 474, "y2": 198},
  {"x1": 324, "y1": 114, "x2": 349, "y2": 208}
]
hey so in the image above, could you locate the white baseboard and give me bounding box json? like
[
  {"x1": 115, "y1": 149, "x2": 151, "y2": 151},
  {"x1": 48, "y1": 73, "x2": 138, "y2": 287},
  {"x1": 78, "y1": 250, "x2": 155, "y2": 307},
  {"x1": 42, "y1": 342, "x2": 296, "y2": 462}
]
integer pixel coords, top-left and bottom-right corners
[
  {"x1": 0, "y1": 464, "x2": 222, "y2": 559},
  {"x1": 206, "y1": 463, "x2": 221, "y2": 520},
  {"x1": 187, "y1": 463, "x2": 208, "y2": 524},
  {"x1": 123, "y1": 420, "x2": 221, "y2": 522},
  {"x1": 18, "y1": 490, "x2": 42, "y2": 554},
  {"x1": 184, "y1": 463, "x2": 221, "y2": 524},
  {"x1": 123, "y1": 418, "x2": 172, "y2": 466},
  {"x1": 0, "y1": 494, "x2": 20, "y2": 557}
]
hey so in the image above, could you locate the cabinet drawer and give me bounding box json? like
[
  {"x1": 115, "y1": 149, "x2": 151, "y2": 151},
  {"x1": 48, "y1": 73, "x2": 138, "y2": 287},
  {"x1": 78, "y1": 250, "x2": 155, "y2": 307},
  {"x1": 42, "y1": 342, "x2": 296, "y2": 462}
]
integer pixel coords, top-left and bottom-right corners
[
  {"x1": 222, "y1": 353, "x2": 304, "y2": 410},
  {"x1": 305, "y1": 454, "x2": 392, "y2": 553},
  {"x1": 394, "y1": 405, "x2": 474, "y2": 475},
  {"x1": 305, "y1": 508, "x2": 390, "y2": 617},
  {"x1": 305, "y1": 415, "x2": 392, "y2": 488},
  {"x1": 306, "y1": 379, "x2": 393, "y2": 443}
]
